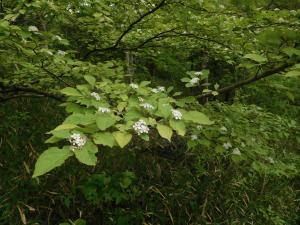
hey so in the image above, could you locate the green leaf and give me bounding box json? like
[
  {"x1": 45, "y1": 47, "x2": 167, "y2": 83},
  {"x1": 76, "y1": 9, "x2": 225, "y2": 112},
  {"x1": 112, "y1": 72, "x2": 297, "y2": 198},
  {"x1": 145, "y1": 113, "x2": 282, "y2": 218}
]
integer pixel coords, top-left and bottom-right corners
[
  {"x1": 157, "y1": 124, "x2": 173, "y2": 142},
  {"x1": 74, "y1": 142, "x2": 98, "y2": 166},
  {"x1": 93, "y1": 132, "x2": 117, "y2": 147},
  {"x1": 96, "y1": 114, "x2": 116, "y2": 130},
  {"x1": 51, "y1": 130, "x2": 70, "y2": 138},
  {"x1": 169, "y1": 119, "x2": 186, "y2": 136},
  {"x1": 124, "y1": 109, "x2": 142, "y2": 121},
  {"x1": 155, "y1": 102, "x2": 172, "y2": 118},
  {"x1": 113, "y1": 131, "x2": 132, "y2": 148},
  {"x1": 180, "y1": 77, "x2": 190, "y2": 82},
  {"x1": 32, "y1": 147, "x2": 73, "y2": 178},
  {"x1": 65, "y1": 113, "x2": 95, "y2": 125},
  {"x1": 140, "y1": 133, "x2": 149, "y2": 141},
  {"x1": 53, "y1": 123, "x2": 78, "y2": 131},
  {"x1": 243, "y1": 53, "x2": 267, "y2": 63},
  {"x1": 84, "y1": 75, "x2": 96, "y2": 86},
  {"x1": 45, "y1": 136, "x2": 61, "y2": 144},
  {"x1": 140, "y1": 81, "x2": 151, "y2": 87},
  {"x1": 60, "y1": 87, "x2": 82, "y2": 96},
  {"x1": 285, "y1": 70, "x2": 300, "y2": 77},
  {"x1": 184, "y1": 111, "x2": 213, "y2": 125},
  {"x1": 117, "y1": 102, "x2": 127, "y2": 112}
]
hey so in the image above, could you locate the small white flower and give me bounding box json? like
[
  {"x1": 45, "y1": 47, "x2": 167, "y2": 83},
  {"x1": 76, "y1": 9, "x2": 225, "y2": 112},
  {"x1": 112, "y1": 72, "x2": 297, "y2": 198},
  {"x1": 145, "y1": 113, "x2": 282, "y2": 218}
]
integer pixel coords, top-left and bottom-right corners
[
  {"x1": 69, "y1": 133, "x2": 86, "y2": 149},
  {"x1": 138, "y1": 97, "x2": 144, "y2": 102},
  {"x1": 190, "y1": 77, "x2": 200, "y2": 85},
  {"x1": 220, "y1": 126, "x2": 228, "y2": 134},
  {"x1": 133, "y1": 119, "x2": 149, "y2": 135},
  {"x1": 278, "y1": 18, "x2": 285, "y2": 23},
  {"x1": 194, "y1": 71, "x2": 203, "y2": 76},
  {"x1": 274, "y1": 8, "x2": 280, "y2": 11},
  {"x1": 91, "y1": 92, "x2": 101, "y2": 101},
  {"x1": 197, "y1": 125, "x2": 203, "y2": 130},
  {"x1": 232, "y1": 147, "x2": 241, "y2": 155},
  {"x1": 266, "y1": 157, "x2": 275, "y2": 164},
  {"x1": 57, "y1": 50, "x2": 67, "y2": 56},
  {"x1": 241, "y1": 142, "x2": 246, "y2": 148},
  {"x1": 53, "y1": 35, "x2": 63, "y2": 41},
  {"x1": 140, "y1": 103, "x2": 154, "y2": 110},
  {"x1": 130, "y1": 83, "x2": 138, "y2": 89},
  {"x1": 223, "y1": 142, "x2": 232, "y2": 149},
  {"x1": 290, "y1": 10, "x2": 296, "y2": 15},
  {"x1": 98, "y1": 107, "x2": 110, "y2": 113},
  {"x1": 45, "y1": 50, "x2": 53, "y2": 56},
  {"x1": 171, "y1": 109, "x2": 182, "y2": 120},
  {"x1": 151, "y1": 88, "x2": 159, "y2": 93},
  {"x1": 28, "y1": 26, "x2": 39, "y2": 32},
  {"x1": 191, "y1": 135, "x2": 198, "y2": 140},
  {"x1": 157, "y1": 86, "x2": 165, "y2": 92}
]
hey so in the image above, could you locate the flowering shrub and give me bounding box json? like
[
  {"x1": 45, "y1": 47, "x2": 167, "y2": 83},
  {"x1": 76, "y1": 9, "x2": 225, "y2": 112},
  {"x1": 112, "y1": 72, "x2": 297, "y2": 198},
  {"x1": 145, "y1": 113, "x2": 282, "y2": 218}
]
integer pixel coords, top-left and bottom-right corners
[{"x1": 32, "y1": 76, "x2": 213, "y2": 177}]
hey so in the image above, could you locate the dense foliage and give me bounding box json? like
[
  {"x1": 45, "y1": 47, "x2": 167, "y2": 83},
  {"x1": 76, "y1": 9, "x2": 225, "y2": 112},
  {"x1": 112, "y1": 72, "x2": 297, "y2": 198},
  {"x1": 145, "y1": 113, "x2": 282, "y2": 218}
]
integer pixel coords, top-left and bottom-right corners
[{"x1": 0, "y1": 0, "x2": 299, "y2": 224}]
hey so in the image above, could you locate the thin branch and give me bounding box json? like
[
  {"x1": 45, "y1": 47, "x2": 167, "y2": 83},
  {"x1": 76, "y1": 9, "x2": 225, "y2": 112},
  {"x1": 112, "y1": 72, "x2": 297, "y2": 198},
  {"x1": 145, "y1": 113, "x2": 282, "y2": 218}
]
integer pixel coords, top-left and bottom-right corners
[
  {"x1": 84, "y1": 0, "x2": 167, "y2": 59},
  {"x1": 40, "y1": 58, "x2": 74, "y2": 87},
  {"x1": 127, "y1": 27, "x2": 181, "y2": 50},
  {"x1": 0, "y1": 94, "x2": 62, "y2": 103},
  {"x1": 197, "y1": 63, "x2": 294, "y2": 100},
  {"x1": 0, "y1": 86, "x2": 63, "y2": 102}
]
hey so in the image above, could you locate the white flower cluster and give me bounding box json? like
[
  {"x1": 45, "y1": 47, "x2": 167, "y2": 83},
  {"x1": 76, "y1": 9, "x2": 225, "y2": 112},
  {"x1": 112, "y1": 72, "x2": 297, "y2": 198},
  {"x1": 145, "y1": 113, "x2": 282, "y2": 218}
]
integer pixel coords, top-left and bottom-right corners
[
  {"x1": 138, "y1": 97, "x2": 144, "y2": 102},
  {"x1": 190, "y1": 77, "x2": 200, "y2": 85},
  {"x1": 171, "y1": 109, "x2": 182, "y2": 120},
  {"x1": 266, "y1": 157, "x2": 274, "y2": 164},
  {"x1": 140, "y1": 103, "x2": 154, "y2": 110},
  {"x1": 91, "y1": 92, "x2": 101, "y2": 101},
  {"x1": 194, "y1": 71, "x2": 203, "y2": 76},
  {"x1": 232, "y1": 147, "x2": 241, "y2": 155},
  {"x1": 157, "y1": 86, "x2": 165, "y2": 92},
  {"x1": 197, "y1": 125, "x2": 203, "y2": 130},
  {"x1": 28, "y1": 26, "x2": 39, "y2": 32},
  {"x1": 151, "y1": 86, "x2": 165, "y2": 93},
  {"x1": 191, "y1": 135, "x2": 198, "y2": 140},
  {"x1": 53, "y1": 35, "x2": 63, "y2": 41},
  {"x1": 151, "y1": 88, "x2": 159, "y2": 93},
  {"x1": 69, "y1": 133, "x2": 86, "y2": 149},
  {"x1": 98, "y1": 107, "x2": 110, "y2": 113},
  {"x1": 133, "y1": 119, "x2": 149, "y2": 135},
  {"x1": 223, "y1": 142, "x2": 232, "y2": 149},
  {"x1": 219, "y1": 126, "x2": 228, "y2": 134},
  {"x1": 130, "y1": 83, "x2": 139, "y2": 89},
  {"x1": 57, "y1": 50, "x2": 67, "y2": 56}
]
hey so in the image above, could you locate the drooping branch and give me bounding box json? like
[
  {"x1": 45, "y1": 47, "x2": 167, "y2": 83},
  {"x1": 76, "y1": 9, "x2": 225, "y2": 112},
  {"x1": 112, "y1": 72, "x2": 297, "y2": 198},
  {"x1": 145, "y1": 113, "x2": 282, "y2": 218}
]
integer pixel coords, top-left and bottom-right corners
[
  {"x1": 83, "y1": 0, "x2": 167, "y2": 59},
  {"x1": 197, "y1": 63, "x2": 294, "y2": 100},
  {"x1": 0, "y1": 85, "x2": 63, "y2": 103},
  {"x1": 127, "y1": 27, "x2": 180, "y2": 50}
]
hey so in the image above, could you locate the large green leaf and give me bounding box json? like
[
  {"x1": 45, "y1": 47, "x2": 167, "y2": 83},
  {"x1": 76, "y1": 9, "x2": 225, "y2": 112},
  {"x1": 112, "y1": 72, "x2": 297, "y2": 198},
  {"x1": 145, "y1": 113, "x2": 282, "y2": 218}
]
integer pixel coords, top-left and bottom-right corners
[
  {"x1": 113, "y1": 131, "x2": 132, "y2": 148},
  {"x1": 64, "y1": 113, "x2": 95, "y2": 125},
  {"x1": 124, "y1": 109, "x2": 142, "y2": 121},
  {"x1": 96, "y1": 114, "x2": 116, "y2": 130},
  {"x1": 60, "y1": 87, "x2": 82, "y2": 96},
  {"x1": 74, "y1": 142, "x2": 98, "y2": 166},
  {"x1": 169, "y1": 119, "x2": 186, "y2": 136},
  {"x1": 84, "y1": 75, "x2": 96, "y2": 86},
  {"x1": 53, "y1": 123, "x2": 78, "y2": 131},
  {"x1": 243, "y1": 53, "x2": 267, "y2": 63},
  {"x1": 155, "y1": 102, "x2": 172, "y2": 118},
  {"x1": 157, "y1": 124, "x2": 173, "y2": 142},
  {"x1": 93, "y1": 132, "x2": 117, "y2": 147},
  {"x1": 285, "y1": 70, "x2": 300, "y2": 77},
  {"x1": 32, "y1": 147, "x2": 73, "y2": 178},
  {"x1": 183, "y1": 111, "x2": 213, "y2": 125}
]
